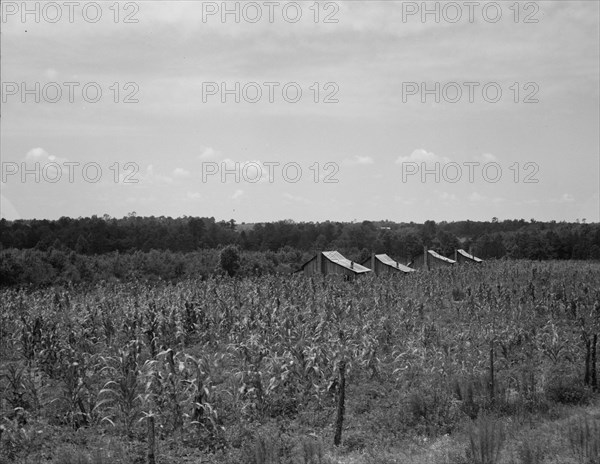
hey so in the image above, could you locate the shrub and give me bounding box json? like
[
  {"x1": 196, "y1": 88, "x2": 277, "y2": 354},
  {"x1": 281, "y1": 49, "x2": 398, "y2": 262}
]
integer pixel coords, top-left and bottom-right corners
[
  {"x1": 342, "y1": 430, "x2": 369, "y2": 452},
  {"x1": 219, "y1": 246, "x2": 241, "y2": 277},
  {"x1": 567, "y1": 414, "x2": 600, "y2": 464},
  {"x1": 546, "y1": 378, "x2": 592, "y2": 405},
  {"x1": 52, "y1": 442, "x2": 130, "y2": 464},
  {"x1": 251, "y1": 435, "x2": 280, "y2": 464},
  {"x1": 466, "y1": 414, "x2": 505, "y2": 464},
  {"x1": 516, "y1": 439, "x2": 546, "y2": 464},
  {"x1": 294, "y1": 437, "x2": 327, "y2": 464}
]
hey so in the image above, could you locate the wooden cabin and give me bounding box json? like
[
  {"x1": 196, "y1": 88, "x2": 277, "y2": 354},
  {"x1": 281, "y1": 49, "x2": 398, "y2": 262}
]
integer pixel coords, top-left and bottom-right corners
[
  {"x1": 455, "y1": 249, "x2": 483, "y2": 264},
  {"x1": 361, "y1": 253, "x2": 415, "y2": 276},
  {"x1": 297, "y1": 251, "x2": 371, "y2": 280},
  {"x1": 409, "y1": 248, "x2": 456, "y2": 270}
]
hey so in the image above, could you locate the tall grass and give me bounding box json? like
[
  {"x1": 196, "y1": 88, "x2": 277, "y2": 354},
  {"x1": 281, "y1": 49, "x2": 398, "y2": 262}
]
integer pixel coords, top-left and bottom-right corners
[
  {"x1": 567, "y1": 414, "x2": 600, "y2": 464},
  {"x1": 466, "y1": 414, "x2": 505, "y2": 464}
]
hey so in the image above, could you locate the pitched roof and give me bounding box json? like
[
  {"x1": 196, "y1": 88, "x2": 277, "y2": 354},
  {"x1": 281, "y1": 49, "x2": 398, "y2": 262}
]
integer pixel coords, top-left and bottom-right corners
[
  {"x1": 322, "y1": 251, "x2": 372, "y2": 273},
  {"x1": 457, "y1": 249, "x2": 483, "y2": 262},
  {"x1": 375, "y1": 254, "x2": 415, "y2": 272},
  {"x1": 427, "y1": 250, "x2": 456, "y2": 264}
]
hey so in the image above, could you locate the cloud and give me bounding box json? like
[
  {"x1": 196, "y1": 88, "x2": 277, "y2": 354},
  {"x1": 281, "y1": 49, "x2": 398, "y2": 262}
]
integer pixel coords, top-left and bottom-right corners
[
  {"x1": 140, "y1": 165, "x2": 173, "y2": 184},
  {"x1": 45, "y1": 68, "x2": 58, "y2": 79},
  {"x1": 231, "y1": 189, "x2": 244, "y2": 200},
  {"x1": 396, "y1": 149, "x2": 450, "y2": 165},
  {"x1": 23, "y1": 147, "x2": 68, "y2": 179},
  {"x1": 553, "y1": 193, "x2": 575, "y2": 203},
  {"x1": 474, "y1": 153, "x2": 498, "y2": 163},
  {"x1": 469, "y1": 192, "x2": 487, "y2": 202},
  {"x1": 0, "y1": 195, "x2": 20, "y2": 220},
  {"x1": 438, "y1": 191, "x2": 458, "y2": 202},
  {"x1": 173, "y1": 167, "x2": 191, "y2": 178},
  {"x1": 283, "y1": 193, "x2": 311, "y2": 204},
  {"x1": 561, "y1": 193, "x2": 575, "y2": 203},
  {"x1": 343, "y1": 155, "x2": 374, "y2": 166},
  {"x1": 25, "y1": 147, "x2": 66, "y2": 164},
  {"x1": 394, "y1": 196, "x2": 416, "y2": 206},
  {"x1": 199, "y1": 147, "x2": 219, "y2": 159},
  {"x1": 186, "y1": 191, "x2": 202, "y2": 200},
  {"x1": 216, "y1": 159, "x2": 269, "y2": 183}
]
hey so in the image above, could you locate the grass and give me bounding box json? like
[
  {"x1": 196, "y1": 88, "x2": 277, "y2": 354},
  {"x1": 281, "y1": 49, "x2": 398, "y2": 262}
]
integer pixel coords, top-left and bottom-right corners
[{"x1": 1, "y1": 262, "x2": 599, "y2": 463}]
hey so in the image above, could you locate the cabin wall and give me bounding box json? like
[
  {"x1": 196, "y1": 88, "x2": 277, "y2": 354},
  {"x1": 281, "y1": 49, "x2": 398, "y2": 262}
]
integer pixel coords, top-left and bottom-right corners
[
  {"x1": 301, "y1": 256, "x2": 320, "y2": 276},
  {"x1": 456, "y1": 253, "x2": 469, "y2": 264},
  {"x1": 302, "y1": 255, "x2": 359, "y2": 280},
  {"x1": 411, "y1": 253, "x2": 428, "y2": 270},
  {"x1": 323, "y1": 259, "x2": 357, "y2": 279},
  {"x1": 428, "y1": 255, "x2": 454, "y2": 269},
  {"x1": 377, "y1": 261, "x2": 406, "y2": 275}
]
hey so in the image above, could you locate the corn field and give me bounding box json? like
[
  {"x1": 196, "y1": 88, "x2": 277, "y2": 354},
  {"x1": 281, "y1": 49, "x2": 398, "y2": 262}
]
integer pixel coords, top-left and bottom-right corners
[{"x1": 1, "y1": 260, "x2": 598, "y2": 463}]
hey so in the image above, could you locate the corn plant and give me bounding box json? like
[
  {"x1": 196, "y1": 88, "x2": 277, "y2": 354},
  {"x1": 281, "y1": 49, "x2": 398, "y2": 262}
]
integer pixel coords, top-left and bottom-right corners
[{"x1": 96, "y1": 340, "x2": 144, "y2": 437}]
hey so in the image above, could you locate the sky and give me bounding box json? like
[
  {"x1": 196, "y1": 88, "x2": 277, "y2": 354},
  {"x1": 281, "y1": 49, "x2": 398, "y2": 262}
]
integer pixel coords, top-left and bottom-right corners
[{"x1": 1, "y1": 0, "x2": 599, "y2": 223}]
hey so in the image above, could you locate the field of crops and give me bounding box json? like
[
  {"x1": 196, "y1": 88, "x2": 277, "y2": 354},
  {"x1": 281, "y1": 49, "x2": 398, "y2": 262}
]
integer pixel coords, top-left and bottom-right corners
[{"x1": 1, "y1": 260, "x2": 599, "y2": 464}]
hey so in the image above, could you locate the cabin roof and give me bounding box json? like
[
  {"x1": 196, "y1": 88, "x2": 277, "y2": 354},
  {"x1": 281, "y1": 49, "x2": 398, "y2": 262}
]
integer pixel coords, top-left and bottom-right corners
[
  {"x1": 374, "y1": 254, "x2": 415, "y2": 272},
  {"x1": 457, "y1": 249, "x2": 483, "y2": 262},
  {"x1": 322, "y1": 251, "x2": 371, "y2": 273},
  {"x1": 427, "y1": 250, "x2": 456, "y2": 263}
]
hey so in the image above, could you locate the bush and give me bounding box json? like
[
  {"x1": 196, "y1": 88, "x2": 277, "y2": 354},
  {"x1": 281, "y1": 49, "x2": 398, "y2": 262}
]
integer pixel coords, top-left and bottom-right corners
[
  {"x1": 546, "y1": 378, "x2": 592, "y2": 405},
  {"x1": 219, "y1": 246, "x2": 241, "y2": 277},
  {"x1": 466, "y1": 414, "x2": 505, "y2": 464},
  {"x1": 293, "y1": 437, "x2": 327, "y2": 464},
  {"x1": 516, "y1": 439, "x2": 546, "y2": 464},
  {"x1": 342, "y1": 430, "x2": 369, "y2": 452},
  {"x1": 567, "y1": 414, "x2": 600, "y2": 464},
  {"x1": 408, "y1": 385, "x2": 464, "y2": 435},
  {"x1": 52, "y1": 443, "x2": 130, "y2": 464}
]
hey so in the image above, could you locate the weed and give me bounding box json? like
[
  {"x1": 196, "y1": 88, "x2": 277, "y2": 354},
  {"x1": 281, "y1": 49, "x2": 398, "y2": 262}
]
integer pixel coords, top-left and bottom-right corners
[
  {"x1": 567, "y1": 413, "x2": 600, "y2": 464},
  {"x1": 466, "y1": 414, "x2": 505, "y2": 464}
]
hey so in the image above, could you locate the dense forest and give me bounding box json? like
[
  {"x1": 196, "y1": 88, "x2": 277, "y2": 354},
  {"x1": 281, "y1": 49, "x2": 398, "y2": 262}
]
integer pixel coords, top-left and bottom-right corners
[
  {"x1": 1, "y1": 216, "x2": 599, "y2": 259},
  {"x1": 1, "y1": 216, "x2": 599, "y2": 286}
]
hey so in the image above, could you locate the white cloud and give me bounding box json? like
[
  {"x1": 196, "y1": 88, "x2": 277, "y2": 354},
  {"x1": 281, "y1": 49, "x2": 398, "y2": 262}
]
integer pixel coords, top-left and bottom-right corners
[
  {"x1": 23, "y1": 147, "x2": 68, "y2": 179},
  {"x1": 173, "y1": 167, "x2": 191, "y2": 178},
  {"x1": 469, "y1": 192, "x2": 487, "y2": 202},
  {"x1": 140, "y1": 165, "x2": 173, "y2": 184},
  {"x1": 199, "y1": 147, "x2": 220, "y2": 159},
  {"x1": 394, "y1": 196, "x2": 416, "y2": 206},
  {"x1": 475, "y1": 153, "x2": 498, "y2": 163},
  {"x1": 0, "y1": 195, "x2": 20, "y2": 220},
  {"x1": 396, "y1": 149, "x2": 450, "y2": 165},
  {"x1": 553, "y1": 193, "x2": 575, "y2": 203},
  {"x1": 217, "y1": 159, "x2": 269, "y2": 183},
  {"x1": 283, "y1": 193, "x2": 311, "y2": 204},
  {"x1": 186, "y1": 191, "x2": 202, "y2": 200},
  {"x1": 25, "y1": 147, "x2": 67, "y2": 164},
  {"x1": 561, "y1": 193, "x2": 575, "y2": 203},
  {"x1": 438, "y1": 191, "x2": 458, "y2": 202},
  {"x1": 44, "y1": 68, "x2": 58, "y2": 79},
  {"x1": 344, "y1": 155, "x2": 374, "y2": 166}
]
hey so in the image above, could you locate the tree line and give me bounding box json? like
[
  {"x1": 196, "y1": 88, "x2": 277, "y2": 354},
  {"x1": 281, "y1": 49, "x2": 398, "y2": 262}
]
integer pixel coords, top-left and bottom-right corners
[{"x1": 1, "y1": 216, "x2": 599, "y2": 261}]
